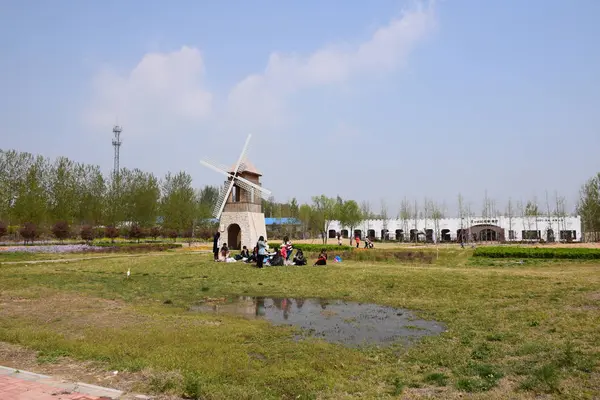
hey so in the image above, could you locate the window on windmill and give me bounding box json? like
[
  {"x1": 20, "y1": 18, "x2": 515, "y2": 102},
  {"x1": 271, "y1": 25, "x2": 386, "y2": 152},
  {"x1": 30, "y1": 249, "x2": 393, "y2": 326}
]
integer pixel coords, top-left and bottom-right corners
[{"x1": 233, "y1": 186, "x2": 241, "y2": 202}]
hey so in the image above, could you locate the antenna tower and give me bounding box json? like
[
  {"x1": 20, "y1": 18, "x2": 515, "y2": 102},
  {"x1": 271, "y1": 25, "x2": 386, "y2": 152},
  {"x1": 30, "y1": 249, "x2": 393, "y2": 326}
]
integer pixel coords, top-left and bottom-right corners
[{"x1": 112, "y1": 125, "x2": 122, "y2": 178}]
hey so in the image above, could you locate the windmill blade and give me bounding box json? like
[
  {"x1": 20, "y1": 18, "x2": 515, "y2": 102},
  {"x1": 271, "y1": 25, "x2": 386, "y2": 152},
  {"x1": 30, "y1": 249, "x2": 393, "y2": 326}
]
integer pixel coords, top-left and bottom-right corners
[
  {"x1": 214, "y1": 178, "x2": 235, "y2": 219},
  {"x1": 200, "y1": 160, "x2": 231, "y2": 178},
  {"x1": 234, "y1": 177, "x2": 271, "y2": 200},
  {"x1": 212, "y1": 184, "x2": 229, "y2": 218},
  {"x1": 232, "y1": 135, "x2": 251, "y2": 177},
  {"x1": 234, "y1": 175, "x2": 271, "y2": 198}
]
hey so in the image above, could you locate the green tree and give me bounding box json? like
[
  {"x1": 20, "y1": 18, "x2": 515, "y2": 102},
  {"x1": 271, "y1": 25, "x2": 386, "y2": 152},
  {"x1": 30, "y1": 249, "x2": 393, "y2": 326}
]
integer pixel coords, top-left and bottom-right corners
[
  {"x1": 311, "y1": 195, "x2": 337, "y2": 243},
  {"x1": 298, "y1": 204, "x2": 312, "y2": 238},
  {"x1": 338, "y1": 200, "x2": 363, "y2": 245},
  {"x1": 13, "y1": 156, "x2": 49, "y2": 225},
  {"x1": 77, "y1": 165, "x2": 106, "y2": 226},
  {"x1": 197, "y1": 185, "x2": 219, "y2": 223},
  {"x1": 578, "y1": 173, "x2": 600, "y2": 237},
  {"x1": 122, "y1": 169, "x2": 160, "y2": 227},
  {"x1": 48, "y1": 156, "x2": 78, "y2": 224},
  {"x1": 289, "y1": 198, "x2": 299, "y2": 219},
  {"x1": 0, "y1": 150, "x2": 34, "y2": 224},
  {"x1": 160, "y1": 171, "x2": 196, "y2": 233}
]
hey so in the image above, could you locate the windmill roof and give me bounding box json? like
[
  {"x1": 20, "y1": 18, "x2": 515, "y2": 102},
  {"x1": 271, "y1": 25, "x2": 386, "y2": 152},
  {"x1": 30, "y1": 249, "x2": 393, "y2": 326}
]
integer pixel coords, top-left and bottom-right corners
[{"x1": 229, "y1": 159, "x2": 262, "y2": 176}]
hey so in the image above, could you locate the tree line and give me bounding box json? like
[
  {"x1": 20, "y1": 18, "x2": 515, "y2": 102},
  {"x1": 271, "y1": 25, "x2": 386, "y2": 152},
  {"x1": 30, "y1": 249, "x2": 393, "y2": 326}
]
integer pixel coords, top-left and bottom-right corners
[
  {"x1": 0, "y1": 149, "x2": 219, "y2": 241},
  {"x1": 2, "y1": 147, "x2": 599, "y2": 242}
]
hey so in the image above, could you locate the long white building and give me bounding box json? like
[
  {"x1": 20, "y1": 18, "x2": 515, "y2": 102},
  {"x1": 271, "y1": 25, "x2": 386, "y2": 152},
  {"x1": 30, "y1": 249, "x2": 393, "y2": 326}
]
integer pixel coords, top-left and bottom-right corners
[{"x1": 326, "y1": 215, "x2": 582, "y2": 242}]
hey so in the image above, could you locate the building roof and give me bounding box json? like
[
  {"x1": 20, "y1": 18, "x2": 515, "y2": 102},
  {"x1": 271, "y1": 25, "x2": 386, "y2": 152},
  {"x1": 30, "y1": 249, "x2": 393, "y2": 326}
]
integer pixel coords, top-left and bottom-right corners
[
  {"x1": 229, "y1": 158, "x2": 262, "y2": 176},
  {"x1": 265, "y1": 217, "x2": 300, "y2": 225}
]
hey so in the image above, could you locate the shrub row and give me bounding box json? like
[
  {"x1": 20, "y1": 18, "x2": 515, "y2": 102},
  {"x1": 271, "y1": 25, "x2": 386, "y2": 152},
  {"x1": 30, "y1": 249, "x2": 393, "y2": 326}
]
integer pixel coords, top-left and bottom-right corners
[
  {"x1": 339, "y1": 250, "x2": 435, "y2": 263},
  {"x1": 473, "y1": 246, "x2": 600, "y2": 259},
  {"x1": 292, "y1": 244, "x2": 354, "y2": 252}
]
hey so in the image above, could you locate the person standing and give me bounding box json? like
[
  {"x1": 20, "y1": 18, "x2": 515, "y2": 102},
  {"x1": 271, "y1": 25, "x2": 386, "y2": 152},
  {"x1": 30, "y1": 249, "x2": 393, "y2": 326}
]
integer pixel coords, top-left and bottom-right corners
[
  {"x1": 257, "y1": 236, "x2": 267, "y2": 268},
  {"x1": 212, "y1": 231, "x2": 220, "y2": 261}
]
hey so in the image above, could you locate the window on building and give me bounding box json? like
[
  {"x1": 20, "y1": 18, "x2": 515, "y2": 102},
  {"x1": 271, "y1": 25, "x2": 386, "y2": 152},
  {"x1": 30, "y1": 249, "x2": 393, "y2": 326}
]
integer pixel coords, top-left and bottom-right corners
[
  {"x1": 522, "y1": 230, "x2": 540, "y2": 240},
  {"x1": 509, "y1": 230, "x2": 516, "y2": 240}
]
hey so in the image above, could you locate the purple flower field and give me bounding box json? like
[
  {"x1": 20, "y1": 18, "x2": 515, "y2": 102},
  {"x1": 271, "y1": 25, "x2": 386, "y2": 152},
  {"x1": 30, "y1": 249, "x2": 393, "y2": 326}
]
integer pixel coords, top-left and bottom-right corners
[{"x1": 0, "y1": 244, "x2": 104, "y2": 253}]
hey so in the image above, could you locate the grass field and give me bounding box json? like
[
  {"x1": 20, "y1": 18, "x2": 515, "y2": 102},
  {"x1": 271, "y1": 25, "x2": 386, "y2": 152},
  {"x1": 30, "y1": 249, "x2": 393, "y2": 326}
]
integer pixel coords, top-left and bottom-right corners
[{"x1": 0, "y1": 248, "x2": 598, "y2": 399}]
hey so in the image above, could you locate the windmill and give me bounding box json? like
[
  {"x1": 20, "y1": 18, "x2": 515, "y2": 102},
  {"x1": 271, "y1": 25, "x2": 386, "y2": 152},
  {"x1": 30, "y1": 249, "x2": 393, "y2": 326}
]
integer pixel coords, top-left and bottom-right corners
[{"x1": 200, "y1": 134, "x2": 270, "y2": 250}]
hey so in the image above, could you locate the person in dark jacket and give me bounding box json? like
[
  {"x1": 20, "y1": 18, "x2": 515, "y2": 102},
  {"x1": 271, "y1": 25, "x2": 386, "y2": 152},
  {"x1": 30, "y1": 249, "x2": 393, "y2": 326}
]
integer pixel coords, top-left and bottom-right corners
[
  {"x1": 314, "y1": 250, "x2": 327, "y2": 266},
  {"x1": 212, "y1": 231, "x2": 220, "y2": 261}
]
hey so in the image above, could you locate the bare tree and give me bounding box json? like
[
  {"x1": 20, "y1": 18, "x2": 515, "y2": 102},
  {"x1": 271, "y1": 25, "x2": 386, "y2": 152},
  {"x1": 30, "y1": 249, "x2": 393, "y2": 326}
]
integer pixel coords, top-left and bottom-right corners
[
  {"x1": 413, "y1": 199, "x2": 419, "y2": 243},
  {"x1": 360, "y1": 200, "x2": 372, "y2": 239},
  {"x1": 399, "y1": 197, "x2": 411, "y2": 241},
  {"x1": 380, "y1": 198, "x2": 388, "y2": 240},
  {"x1": 423, "y1": 197, "x2": 430, "y2": 241},
  {"x1": 554, "y1": 191, "x2": 568, "y2": 241},
  {"x1": 430, "y1": 200, "x2": 443, "y2": 243},
  {"x1": 506, "y1": 197, "x2": 515, "y2": 240}
]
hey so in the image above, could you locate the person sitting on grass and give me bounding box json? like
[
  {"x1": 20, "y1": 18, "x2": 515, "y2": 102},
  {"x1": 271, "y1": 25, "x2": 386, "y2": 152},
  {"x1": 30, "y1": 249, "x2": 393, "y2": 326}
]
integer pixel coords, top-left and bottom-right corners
[
  {"x1": 218, "y1": 243, "x2": 230, "y2": 262},
  {"x1": 235, "y1": 246, "x2": 250, "y2": 261},
  {"x1": 313, "y1": 249, "x2": 327, "y2": 266},
  {"x1": 293, "y1": 249, "x2": 307, "y2": 266},
  {"x1": 270, "y1": 249, "x2": 284, "y2": 266}
]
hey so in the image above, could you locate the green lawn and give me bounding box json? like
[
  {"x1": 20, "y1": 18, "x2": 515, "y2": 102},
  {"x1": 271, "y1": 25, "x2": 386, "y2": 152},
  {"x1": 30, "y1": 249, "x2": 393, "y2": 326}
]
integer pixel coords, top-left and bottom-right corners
[{"x1": 0, "y1": 250, "x2": 598, "y2": 399}]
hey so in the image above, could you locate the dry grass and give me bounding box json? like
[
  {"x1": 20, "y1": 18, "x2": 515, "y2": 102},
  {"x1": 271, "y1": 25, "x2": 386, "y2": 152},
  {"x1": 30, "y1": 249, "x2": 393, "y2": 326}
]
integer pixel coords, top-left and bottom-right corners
[{"x1": 0, "y1": 249, "x2": 599, "y2": 399}]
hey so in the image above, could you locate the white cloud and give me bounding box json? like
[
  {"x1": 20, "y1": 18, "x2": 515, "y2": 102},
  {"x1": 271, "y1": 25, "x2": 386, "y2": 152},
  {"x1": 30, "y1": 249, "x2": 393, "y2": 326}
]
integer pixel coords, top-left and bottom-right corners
[
  {"x1": 83, "y1": 2, "x2": 436, "y2": 136},
  {"x1": 225, "y1": 2, "x2": 436, "y2": 131},
  {"x1": 83, "y1": 46, "x2": 212, "y2": 135}
]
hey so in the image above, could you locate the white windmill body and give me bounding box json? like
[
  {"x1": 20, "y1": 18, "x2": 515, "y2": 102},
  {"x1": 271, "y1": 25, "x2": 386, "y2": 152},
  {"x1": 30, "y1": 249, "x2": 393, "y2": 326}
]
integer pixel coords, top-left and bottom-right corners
[{"x1": 201, "y1": 135, "x2": 271, "y2": 250}]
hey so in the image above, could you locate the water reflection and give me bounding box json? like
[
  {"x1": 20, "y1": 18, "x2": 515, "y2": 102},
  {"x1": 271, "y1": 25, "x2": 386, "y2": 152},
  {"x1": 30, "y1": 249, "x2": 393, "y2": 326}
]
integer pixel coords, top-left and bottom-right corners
[{"x1": 189, "y1": 296, "x2": 445, "y2": 347}]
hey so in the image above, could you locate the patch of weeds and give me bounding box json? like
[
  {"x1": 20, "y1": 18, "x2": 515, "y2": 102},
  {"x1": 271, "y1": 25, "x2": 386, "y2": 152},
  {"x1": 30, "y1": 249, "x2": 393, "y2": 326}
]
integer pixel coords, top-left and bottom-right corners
[
  {"x1": 556, "y1": 340, "x2": 596, "y2": 373},
  {"x1": 519, "y1": 363, "x2": 561, "y2": 393},
  {"x1": 405, "y1": 325, "x2": 426, "y2": 331},
  {"x1": 182, "y1": 371, "x2": 204, "y2": 400},
  {"x1": 456, "y1": 363, "x2": 503, "y2": 392},
  {"x1": 111, "y1": 358, "x2": 146, "y2": 372},
  {"x1": 471, "y1": 342, "x2": 492, "y2": 360},
  {"x1": 423, "y1": 372, "x2": 448, "y2": 386},
  {"x1": 528, "y1": 320, "x2": 540, "y2": 327},
  {"x1": 485, "y1": 333, "x2": 504, "y2": 342},
  {"x1": 148, "y1": 372, "x2": 179, "y2": 394},
  {"x1": 163, "y1": 299, "x2": 173, "y2": 304},
  {"x1": 200, "y1": 286, "x2": 209, "y2": 292},
  {"x1": 36, "y1": 349, "x2": 69, "y2": 364},
  {"x1": 390, "y1": 376, "x2": 404, "y2": 396},
  {"x1": 386, "y1": 282, "x2": 395, "y2": 289}
]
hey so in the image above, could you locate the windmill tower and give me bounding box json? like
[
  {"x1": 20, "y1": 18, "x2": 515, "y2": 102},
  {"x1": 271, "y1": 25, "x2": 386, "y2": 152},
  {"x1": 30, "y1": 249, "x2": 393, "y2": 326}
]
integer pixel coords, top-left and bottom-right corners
[{"x1": 201, "y1": 135, "x2": 271, "y2": 250}]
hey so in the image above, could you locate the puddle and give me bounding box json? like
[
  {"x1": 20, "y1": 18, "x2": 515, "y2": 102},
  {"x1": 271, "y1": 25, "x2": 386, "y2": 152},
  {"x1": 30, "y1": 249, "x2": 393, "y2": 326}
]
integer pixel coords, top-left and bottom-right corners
[{"x1": 189, "y1": 297, "x2": 445, "y2": 347}]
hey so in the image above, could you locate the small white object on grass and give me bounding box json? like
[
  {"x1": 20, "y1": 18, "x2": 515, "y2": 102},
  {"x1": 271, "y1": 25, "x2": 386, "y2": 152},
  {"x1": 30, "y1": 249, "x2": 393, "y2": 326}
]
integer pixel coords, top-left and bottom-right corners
[{"x1": 126, "y1": 268, "x2": 130, "y2": 278}]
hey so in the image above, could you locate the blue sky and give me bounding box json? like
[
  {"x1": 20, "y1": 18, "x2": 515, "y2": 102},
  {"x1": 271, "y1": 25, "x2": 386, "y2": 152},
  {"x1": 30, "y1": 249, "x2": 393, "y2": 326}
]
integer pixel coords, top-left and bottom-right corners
[{"x1": 1, "y1": 0, "x2": 599, "y2": 216}]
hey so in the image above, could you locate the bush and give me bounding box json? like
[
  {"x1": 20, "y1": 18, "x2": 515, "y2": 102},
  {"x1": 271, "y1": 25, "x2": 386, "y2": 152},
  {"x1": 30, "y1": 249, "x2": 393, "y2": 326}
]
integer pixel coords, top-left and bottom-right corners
[
  {"x1": 128, "y1": 224, "x2": 146, "y2": 242},
  {"x1": 51, "y1": 221, "x2": 71, "y2": 241},
  {"x1": 293, "y1": 244, "x2": 354, "y2": 252},
  {"x1": 167, "y1": 230, "x2": 178, "y2": 241},
  {"x1": 473, "y1": 246, "x2": 600, "y2": 260},
  {"x1": 80, "y1": 225, "x2": 95, "y2": 243},
  {"x1": 19, "y1": 222, "x2": 39, "y2": 244},
  {"x1": 94, "y1": 227, "x2": 105, "y2": 239},
  {"x1": 105, "y1": 225, "x2": 119, "y2": 242},
  {"x1": 0, "y1": 221, "x2": 6, "y2": 238},
  {"x1": 194, "y1": 226, "x2": 213, "y2": 241},
  {"x1": 150, "y1": 226, "x2": 161, "y2": 240}
]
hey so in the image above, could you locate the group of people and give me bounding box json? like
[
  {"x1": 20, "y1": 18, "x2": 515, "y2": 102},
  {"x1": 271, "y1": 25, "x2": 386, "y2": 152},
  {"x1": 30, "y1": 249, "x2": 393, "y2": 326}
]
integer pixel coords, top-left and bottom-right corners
[{"x1": 212, "y1": 233, "x2": 327, "y2": 267}]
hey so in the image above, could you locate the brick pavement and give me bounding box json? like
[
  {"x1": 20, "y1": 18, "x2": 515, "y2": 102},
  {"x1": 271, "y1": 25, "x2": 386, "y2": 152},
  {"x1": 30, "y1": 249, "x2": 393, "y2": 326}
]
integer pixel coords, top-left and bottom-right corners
[{"x1": 0, "y1": 375, "x2": 110, "y2": 400}]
